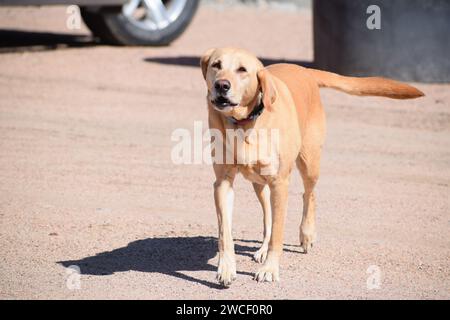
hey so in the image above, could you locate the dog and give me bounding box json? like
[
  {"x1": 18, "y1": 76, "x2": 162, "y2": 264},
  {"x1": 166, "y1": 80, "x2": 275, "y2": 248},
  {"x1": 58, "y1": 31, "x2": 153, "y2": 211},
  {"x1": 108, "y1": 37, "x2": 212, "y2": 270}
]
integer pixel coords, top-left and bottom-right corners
[{"x1": 200, "y1": 47, "x2": 423, "y2": 286}]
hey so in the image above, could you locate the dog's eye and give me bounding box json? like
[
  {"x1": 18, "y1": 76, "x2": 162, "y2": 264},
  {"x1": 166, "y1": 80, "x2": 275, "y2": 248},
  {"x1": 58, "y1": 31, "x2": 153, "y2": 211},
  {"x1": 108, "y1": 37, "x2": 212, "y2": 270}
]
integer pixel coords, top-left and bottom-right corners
[
  {"x1": 211, "y1": 61, "x2": 222, "y2": 70},
  {"x1": 237, "y1": 66, "x2": 247, "y2": 73}
]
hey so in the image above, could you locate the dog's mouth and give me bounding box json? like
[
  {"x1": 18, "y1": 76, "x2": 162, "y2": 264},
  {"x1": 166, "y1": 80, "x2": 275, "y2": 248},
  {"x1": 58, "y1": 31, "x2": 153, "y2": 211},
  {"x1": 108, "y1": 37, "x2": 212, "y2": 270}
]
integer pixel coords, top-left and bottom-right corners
[{"x1": 212, "y1": 96, "x2": 238, "y2": 109}]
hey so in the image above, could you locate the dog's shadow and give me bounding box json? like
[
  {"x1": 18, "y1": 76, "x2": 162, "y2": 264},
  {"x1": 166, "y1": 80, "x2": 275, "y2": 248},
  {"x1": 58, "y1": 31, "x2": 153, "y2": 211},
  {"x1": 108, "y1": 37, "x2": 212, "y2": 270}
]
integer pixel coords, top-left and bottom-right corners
[{"x1": 58, "y1": 236, "x2": 277, "y2": 289}]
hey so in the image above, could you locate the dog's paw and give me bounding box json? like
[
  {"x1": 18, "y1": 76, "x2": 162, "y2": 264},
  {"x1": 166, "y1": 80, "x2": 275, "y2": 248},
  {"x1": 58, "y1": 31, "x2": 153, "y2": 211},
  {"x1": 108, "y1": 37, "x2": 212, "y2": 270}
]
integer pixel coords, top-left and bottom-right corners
[
  {"x1": 254, "y1": 260, "x2": 279, "y2": 282},
  {"x1": 300, "y1": 228, "x2": 316, "y2": 254},
  {"x1": 216, "y1": 254, "x2": 236, "y2": 287},
  {"x1": 253, "y1": 244, "x2": 269, "y2": 263}
]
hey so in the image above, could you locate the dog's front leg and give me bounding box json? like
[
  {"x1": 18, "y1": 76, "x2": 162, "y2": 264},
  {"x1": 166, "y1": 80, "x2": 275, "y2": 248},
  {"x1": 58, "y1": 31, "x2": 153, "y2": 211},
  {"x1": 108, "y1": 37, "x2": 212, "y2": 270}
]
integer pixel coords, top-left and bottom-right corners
[
  {"x1": 252, "y1": 183, "x2": 272, "y2": 263},
  {"x1": 255, "y1": 178, "x2": 289, "y2": 282},
  {"x1": 214, "y1": 167, "x2": 237, "y2": 287}
]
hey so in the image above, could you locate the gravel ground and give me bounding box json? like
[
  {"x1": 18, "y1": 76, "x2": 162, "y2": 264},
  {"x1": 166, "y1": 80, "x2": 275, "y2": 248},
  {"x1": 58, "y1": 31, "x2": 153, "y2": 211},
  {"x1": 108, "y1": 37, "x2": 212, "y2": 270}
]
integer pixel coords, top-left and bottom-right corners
[{"x1": 0, "y1": 5, "x2": 449, "y2": 299}]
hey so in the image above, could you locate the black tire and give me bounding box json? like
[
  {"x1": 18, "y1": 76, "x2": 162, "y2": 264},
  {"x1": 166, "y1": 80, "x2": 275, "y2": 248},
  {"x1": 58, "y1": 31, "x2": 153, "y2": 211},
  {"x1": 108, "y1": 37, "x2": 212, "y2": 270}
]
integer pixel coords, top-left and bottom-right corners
[{"x1": 80, "y1": 1, "x2": 199, "y2": 46}]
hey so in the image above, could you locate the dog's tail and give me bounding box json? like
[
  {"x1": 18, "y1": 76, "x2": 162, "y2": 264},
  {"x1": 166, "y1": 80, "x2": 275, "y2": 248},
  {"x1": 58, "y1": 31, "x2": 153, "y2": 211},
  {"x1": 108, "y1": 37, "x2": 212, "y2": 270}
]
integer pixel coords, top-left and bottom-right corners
[{"x1": 307, "y1": 68, "x2": 424, "y2": 99}]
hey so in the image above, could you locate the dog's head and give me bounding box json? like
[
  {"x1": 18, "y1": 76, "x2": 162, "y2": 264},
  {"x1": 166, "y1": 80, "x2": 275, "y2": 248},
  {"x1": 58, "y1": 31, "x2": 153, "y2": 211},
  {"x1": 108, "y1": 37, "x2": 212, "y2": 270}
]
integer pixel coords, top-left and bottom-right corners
[{"x1": 200, "y1": 47, "x2": 277, "y2": 119}]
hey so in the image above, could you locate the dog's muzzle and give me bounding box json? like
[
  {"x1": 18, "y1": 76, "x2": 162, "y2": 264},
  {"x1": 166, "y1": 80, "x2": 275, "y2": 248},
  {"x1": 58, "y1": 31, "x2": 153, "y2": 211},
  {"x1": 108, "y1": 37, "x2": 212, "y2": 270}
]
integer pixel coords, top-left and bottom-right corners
[{"x1": 212, "y1": 96, "x2": 238, "y2": 109}]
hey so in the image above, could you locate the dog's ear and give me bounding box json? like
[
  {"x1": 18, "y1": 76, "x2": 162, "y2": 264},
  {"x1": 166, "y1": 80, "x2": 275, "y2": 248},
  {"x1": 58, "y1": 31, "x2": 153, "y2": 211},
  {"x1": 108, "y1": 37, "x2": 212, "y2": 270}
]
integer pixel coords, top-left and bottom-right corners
[
  {"x1": 257, "y1": 69, "x2": 277, "y2": 111},
  {"x1": 200, "y1": 48, "x2": 215, "y2": 80}
]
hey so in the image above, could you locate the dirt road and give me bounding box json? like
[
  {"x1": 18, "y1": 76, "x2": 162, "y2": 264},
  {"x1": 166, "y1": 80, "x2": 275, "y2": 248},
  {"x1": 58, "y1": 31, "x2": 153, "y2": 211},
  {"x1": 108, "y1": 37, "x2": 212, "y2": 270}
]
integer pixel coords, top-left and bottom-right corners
[{"x1": 0, "y1": 5, "x2": 449, "y2": 299}]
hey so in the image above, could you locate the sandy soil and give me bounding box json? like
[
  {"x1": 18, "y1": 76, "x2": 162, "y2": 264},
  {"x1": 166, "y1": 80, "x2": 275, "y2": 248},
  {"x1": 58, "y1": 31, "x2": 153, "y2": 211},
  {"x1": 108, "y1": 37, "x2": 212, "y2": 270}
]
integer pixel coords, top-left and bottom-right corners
[{"x1": 0, "y1": 5, "x2": 449, "y2": 300}]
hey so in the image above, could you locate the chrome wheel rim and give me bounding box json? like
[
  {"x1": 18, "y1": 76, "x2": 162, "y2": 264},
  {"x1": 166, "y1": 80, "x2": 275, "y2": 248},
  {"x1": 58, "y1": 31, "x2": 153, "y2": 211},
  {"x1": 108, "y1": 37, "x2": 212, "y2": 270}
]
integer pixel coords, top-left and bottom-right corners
[{"x1": 122, "y1": 0, "x2": 188, "y2": 30}]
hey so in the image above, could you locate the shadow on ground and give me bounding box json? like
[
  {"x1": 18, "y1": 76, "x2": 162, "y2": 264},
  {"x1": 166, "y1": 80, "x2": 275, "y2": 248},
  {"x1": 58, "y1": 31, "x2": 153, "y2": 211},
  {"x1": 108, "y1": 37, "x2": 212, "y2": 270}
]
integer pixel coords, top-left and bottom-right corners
[
  {"x1": 144, "y1": 56, "x2": 314, "y2": 68},
  {"x1": 59, "y1": 236, "x2": 302, "y2": 289},
  {"x1": 0, "y1": 29, "x2": 97, "y2": 53},
  {"x1": 60, "y1": 236, "x2": 250, "y2": 289},
  {"x1": 0, "y1": 31, "x2": 314, "y2": 69}
]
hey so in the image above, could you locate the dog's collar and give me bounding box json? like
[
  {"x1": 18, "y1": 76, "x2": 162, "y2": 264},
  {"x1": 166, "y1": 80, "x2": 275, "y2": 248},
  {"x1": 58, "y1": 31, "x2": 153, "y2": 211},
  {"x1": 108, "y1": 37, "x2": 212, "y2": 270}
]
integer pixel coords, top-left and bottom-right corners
[{"x1": 227, "y1": 95, "x2": 264, "y2": 126}]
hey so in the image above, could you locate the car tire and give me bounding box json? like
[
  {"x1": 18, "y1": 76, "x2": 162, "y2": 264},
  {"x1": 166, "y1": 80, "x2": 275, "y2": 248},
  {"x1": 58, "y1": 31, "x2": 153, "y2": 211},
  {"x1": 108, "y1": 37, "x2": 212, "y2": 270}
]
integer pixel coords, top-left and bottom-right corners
[{"x1": 80, "y1": 0, "x2": 199, "y2": 46}]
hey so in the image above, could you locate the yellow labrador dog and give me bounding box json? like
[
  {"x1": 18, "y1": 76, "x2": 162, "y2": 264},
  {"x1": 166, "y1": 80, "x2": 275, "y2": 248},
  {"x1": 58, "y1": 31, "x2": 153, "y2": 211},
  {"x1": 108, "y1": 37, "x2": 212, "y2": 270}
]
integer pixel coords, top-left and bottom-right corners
[{"x1": 201, "y1": 47, "x2": 423, "y2": 286}]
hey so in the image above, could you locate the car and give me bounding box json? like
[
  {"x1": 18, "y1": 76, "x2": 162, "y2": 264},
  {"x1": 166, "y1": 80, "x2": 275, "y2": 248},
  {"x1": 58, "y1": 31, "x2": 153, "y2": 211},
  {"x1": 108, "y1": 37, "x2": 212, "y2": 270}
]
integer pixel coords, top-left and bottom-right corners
[{"x1": 0, "y1": 0, "x2": 200, "y2": 45}]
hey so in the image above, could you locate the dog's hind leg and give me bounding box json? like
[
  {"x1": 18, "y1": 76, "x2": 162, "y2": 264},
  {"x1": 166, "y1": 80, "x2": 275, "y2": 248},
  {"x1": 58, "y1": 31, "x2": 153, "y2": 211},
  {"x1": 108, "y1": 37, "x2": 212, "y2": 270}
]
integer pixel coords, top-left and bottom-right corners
[
  {"x1": 296, "y1": 144, "x2": 321, "y2": 253},
  {"x1": 252, "y1": 183, "x2": 272, "y2": 263}
]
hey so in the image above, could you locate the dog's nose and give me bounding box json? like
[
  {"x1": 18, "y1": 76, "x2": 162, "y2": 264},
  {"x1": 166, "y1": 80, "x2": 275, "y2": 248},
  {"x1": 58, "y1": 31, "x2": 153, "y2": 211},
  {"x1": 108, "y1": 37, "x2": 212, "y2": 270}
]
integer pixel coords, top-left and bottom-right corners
[{"x1": 214, "y1": 79, "x2": 231, "y2": 93}]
